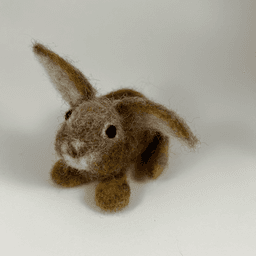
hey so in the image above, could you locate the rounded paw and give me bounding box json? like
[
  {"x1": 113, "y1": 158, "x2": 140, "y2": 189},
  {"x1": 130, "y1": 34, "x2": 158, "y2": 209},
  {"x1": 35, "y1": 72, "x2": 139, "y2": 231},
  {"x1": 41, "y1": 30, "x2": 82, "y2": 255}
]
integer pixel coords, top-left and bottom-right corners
[
  {"x1": 51, "y1": 160, "x2": 90, "y2": 187},
  {"x1": 95, "y1": 178, "x2": 131, "y2": 212}
]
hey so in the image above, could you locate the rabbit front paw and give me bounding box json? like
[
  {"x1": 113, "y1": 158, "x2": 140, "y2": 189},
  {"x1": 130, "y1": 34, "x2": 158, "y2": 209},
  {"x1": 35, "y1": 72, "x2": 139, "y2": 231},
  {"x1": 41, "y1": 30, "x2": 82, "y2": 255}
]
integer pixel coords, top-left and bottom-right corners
[
  {"x1": 95, "y1": 175, "x2": 131, "y2": 212},
  {"x1": 51, "y1": 160, "x2": 92, "y2": 187}
]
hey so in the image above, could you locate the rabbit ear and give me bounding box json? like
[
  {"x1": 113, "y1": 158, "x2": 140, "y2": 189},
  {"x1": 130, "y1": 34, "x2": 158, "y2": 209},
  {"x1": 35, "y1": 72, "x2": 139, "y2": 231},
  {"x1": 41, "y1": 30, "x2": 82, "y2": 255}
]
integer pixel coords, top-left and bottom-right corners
[
  {"x1": 33, "y1": 43, "x2": 96, "y2": 107},
  {"x1": 115, "y1": 97, "x2": 199, "y2": 149}
]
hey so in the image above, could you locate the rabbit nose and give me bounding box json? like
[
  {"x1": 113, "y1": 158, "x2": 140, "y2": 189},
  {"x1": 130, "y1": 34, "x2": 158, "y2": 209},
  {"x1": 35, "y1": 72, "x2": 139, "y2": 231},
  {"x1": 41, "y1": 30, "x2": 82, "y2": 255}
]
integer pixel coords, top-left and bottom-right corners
[
  {"x1": 69, "y1": 144, "x2": 78, "y2": 157},
  {"x1": 69, "y1": 141, "x2": 84, "y2": 157}
]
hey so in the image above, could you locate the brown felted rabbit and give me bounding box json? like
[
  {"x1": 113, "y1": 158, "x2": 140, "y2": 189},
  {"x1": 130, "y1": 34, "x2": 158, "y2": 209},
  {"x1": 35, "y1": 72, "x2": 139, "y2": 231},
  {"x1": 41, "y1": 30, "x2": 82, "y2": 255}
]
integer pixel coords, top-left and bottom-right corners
[{"x1": 33, "y1": 42, "x2": 199, "y2": 212}]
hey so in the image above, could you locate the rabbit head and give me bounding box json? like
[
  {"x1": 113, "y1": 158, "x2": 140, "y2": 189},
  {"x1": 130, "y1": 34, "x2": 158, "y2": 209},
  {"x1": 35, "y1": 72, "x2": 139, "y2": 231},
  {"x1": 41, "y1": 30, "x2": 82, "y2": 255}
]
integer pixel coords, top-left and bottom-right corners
[
  {"x1": 55, "y1": 97, "x2": 130, "y2": 177},
  {"x1": 33, "y1": 42, "x2": 199, "y2": 179}
]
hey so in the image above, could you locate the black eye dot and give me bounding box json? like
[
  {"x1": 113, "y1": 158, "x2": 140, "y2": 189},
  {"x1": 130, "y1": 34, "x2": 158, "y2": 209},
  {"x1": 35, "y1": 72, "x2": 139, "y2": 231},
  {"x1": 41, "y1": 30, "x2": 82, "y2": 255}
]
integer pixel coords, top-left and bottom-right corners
[
  {"x1": 65, "y1": 110, "x2": 72, "y2": 120},
  {"x1": 105, "y1": 125, "x2": 116, "y2": 138}
]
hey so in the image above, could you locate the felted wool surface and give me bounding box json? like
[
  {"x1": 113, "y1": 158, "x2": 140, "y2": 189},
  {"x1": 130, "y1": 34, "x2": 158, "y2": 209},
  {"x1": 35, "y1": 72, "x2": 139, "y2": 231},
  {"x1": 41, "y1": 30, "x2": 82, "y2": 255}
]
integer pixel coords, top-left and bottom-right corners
[{"x1": 33, "y1": 42, "x2": 199, "y2": 212}]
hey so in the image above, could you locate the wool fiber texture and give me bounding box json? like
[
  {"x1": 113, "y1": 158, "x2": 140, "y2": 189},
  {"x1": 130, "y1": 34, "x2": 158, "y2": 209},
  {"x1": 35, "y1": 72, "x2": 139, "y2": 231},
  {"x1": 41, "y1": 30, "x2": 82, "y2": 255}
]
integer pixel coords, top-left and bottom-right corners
[{"x1": 33, "y1": 42, "x2": 199, "y2": 212}]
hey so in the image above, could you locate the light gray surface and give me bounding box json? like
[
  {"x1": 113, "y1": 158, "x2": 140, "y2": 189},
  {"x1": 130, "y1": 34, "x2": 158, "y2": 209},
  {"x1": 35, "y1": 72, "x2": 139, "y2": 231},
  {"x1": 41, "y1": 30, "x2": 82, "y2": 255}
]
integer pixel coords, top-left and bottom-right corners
[{"x1": 0, "y1": 0, "x2": 255, "y2": 255}]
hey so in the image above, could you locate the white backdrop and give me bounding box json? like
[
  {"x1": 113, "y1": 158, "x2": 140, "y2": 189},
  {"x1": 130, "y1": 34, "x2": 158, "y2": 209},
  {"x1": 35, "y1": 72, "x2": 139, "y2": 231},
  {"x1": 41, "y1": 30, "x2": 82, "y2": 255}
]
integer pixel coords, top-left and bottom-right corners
[{"x1": 0, "y1": 0, "x2": 256, "y2": 255}]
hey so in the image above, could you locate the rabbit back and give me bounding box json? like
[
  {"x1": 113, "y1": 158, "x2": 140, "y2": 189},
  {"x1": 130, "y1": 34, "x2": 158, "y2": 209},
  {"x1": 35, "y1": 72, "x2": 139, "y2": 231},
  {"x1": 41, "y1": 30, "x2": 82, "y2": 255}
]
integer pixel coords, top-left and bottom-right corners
[{"x1": 100, "y1": 88, "x2": 146, "y2": 101}]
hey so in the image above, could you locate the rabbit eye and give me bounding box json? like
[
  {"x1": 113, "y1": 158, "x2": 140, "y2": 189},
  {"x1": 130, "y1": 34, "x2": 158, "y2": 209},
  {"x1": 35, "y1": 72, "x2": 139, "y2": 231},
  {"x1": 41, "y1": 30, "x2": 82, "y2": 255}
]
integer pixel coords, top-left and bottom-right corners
[
  {"x1": 105, "y1": 125, "x2": 116, "y2": 138},
  {"x1": 65, "y1": 110, "x2": 72, "y2": 120}
]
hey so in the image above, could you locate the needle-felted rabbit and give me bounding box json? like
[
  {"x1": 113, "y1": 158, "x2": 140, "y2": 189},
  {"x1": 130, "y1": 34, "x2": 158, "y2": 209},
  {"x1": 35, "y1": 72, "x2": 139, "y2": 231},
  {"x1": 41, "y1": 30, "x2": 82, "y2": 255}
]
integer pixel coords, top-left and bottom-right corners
[{"x1": 32, "y1": 42, "x2": 199, "y2": 212}]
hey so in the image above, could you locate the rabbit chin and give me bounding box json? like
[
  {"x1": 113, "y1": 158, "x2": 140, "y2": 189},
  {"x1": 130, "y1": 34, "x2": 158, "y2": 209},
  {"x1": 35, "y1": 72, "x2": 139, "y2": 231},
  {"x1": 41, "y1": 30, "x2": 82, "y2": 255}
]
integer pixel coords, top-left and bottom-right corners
[{"x1": 62, "y1": 153, "x2": 90, "y2": 172}]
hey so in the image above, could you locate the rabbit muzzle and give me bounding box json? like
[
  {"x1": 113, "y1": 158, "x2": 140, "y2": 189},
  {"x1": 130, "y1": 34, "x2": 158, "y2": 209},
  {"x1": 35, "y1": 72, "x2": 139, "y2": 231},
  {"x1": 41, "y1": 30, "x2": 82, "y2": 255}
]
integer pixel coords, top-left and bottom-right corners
[{"x1": 60, "y1": 141, "x2": 97, "y2": 172}]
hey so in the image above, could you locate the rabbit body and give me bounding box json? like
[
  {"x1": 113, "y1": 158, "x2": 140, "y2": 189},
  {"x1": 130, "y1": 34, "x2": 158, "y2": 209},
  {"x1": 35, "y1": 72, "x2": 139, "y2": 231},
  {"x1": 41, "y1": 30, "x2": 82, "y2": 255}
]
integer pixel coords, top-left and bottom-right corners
[{"x1": 33, "y1": 42, "x2": 198, "y2": 212}]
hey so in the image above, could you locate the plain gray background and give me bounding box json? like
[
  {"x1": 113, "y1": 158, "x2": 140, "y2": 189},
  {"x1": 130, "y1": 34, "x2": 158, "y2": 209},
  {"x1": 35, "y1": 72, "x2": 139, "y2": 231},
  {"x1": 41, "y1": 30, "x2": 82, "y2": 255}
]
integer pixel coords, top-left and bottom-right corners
[{"x1": 0, "y1": 0, "x2": 255, "y2": 255}]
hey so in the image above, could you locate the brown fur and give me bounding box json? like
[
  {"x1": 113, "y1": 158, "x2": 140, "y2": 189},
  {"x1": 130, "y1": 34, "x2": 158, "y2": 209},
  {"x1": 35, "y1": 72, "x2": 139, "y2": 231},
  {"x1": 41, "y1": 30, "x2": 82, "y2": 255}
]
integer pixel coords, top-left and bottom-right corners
[{"x1": 33, "y1": 42, "x2": 199, "y2": 212}]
